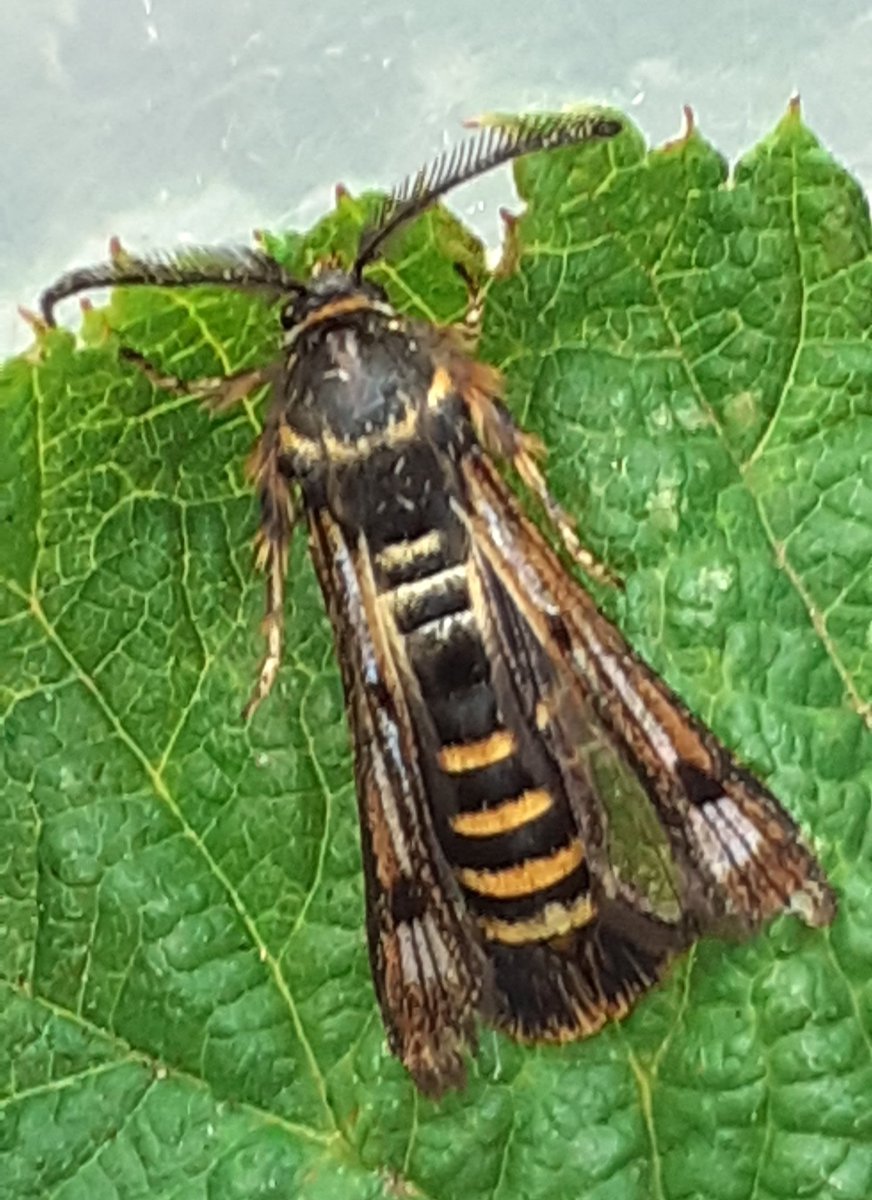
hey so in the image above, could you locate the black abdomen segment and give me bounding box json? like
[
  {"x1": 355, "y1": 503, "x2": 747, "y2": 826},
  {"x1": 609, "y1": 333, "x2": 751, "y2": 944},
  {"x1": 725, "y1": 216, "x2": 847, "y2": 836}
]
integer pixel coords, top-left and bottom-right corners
[{"x1": 370, "y1": 510, "x2": 594, "y2": 947}]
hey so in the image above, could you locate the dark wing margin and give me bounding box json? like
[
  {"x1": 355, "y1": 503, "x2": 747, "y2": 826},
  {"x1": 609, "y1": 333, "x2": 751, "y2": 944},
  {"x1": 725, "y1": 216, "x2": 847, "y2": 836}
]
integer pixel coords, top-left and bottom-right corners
[
  {"x1": 307, "y1": 506, "x2": 489, "y2": 1096},
  {"x1": 461, "y1": 451, "x2": 836, "y2": 935}
]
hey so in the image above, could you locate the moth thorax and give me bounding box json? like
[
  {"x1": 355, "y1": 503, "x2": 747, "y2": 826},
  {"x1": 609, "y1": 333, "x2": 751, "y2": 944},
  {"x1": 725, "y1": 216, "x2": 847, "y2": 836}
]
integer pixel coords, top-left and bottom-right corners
[{"x1": 291, "y1": 317, "x2": 428, "y2": 447}]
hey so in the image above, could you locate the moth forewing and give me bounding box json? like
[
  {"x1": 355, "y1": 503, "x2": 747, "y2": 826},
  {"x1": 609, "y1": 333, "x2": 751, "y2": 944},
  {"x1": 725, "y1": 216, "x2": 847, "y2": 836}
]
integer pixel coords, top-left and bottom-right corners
[
  {"x1": 460, "y1": 450, "x2": 836, "y2": 939},
  {"x1": 306, "y1": 506, "x2": 488, "y2": 1097}
]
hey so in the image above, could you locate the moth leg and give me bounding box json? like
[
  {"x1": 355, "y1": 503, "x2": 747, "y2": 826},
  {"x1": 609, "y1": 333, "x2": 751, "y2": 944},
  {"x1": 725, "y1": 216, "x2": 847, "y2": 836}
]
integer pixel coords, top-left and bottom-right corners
[
  {"x1": 452, "y1": 261, "x2": 486, "y2": 347},
  {"x1": 118, "y1": 344, "x2": 269, "y2": 413},
  {"x1": 192, "y1": 366, "x2": 270, "y2": 414},
  {"x1": 510, "y1": 434, "x2": 621, "y2": 588},
  {"x1": 458, "y1": 367, "x2": 621, "y2": 588},
  {"x1": 243, "y1": 415, "x2": 298, "y2": 720}
]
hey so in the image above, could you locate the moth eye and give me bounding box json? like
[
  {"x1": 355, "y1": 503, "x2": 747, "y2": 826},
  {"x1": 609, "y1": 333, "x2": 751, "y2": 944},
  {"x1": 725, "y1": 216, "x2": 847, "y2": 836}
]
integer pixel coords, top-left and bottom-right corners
[{"x1": 279, "y1": 303, "x2": 297, "y2": 330}]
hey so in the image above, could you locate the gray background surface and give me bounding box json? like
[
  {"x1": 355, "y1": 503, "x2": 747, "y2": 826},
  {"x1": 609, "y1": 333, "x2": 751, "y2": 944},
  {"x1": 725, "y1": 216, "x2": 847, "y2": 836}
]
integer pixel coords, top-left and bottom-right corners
[{"x1": 2, "y1": 1, "x2": 870, "y2": 357}]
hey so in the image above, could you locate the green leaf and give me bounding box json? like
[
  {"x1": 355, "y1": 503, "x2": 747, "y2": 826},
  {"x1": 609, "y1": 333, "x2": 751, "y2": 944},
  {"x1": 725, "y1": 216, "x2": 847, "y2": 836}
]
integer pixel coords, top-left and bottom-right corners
[{"x1": 2, "y1": 105, "x2": 871, "y2": 1200}]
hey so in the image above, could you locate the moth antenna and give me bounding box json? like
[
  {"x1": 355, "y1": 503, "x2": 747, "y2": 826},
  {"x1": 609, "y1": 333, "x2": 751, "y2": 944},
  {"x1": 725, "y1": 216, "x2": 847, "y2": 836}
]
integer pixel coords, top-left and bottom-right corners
[
  {"x1": 353, "y1": 109, "x2": 621, "y2": 275},
  {"x1": 39, "y1": 245, "x2": 306, "y2": 327}
]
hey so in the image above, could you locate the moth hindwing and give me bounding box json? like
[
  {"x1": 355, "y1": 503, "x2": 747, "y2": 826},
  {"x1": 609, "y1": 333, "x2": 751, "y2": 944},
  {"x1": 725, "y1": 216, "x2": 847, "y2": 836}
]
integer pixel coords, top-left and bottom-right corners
[{"x1": 39, "y1": 108, "x2": 836, "y2": 1097}]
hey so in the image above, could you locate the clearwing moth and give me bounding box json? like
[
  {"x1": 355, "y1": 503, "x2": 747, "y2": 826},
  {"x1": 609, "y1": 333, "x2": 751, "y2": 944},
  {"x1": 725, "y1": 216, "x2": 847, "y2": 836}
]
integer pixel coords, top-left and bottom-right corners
[{"x1": 39, "y1": 109, "x2": 836, "y2": 1097}]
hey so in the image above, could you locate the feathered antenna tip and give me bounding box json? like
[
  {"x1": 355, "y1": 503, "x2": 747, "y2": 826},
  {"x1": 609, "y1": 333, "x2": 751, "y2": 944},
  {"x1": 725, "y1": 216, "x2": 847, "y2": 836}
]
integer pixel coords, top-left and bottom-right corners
[{"x1": 354, "y1": 108, "x2": 621, "y2": 272}]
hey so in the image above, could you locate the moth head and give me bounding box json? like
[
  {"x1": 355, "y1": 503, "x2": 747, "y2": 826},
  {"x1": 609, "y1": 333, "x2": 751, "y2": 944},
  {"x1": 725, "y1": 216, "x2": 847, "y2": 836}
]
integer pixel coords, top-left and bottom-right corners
[{"x1": 278, "y1": 266, "x2": 389, "y2": 331}]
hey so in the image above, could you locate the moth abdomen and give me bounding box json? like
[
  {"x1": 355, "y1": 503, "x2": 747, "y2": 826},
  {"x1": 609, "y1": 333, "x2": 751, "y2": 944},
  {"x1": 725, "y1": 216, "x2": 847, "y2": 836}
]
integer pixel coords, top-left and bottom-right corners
[{"x1": 361, "y1": 480, "x2": 605, "y2": 953}]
